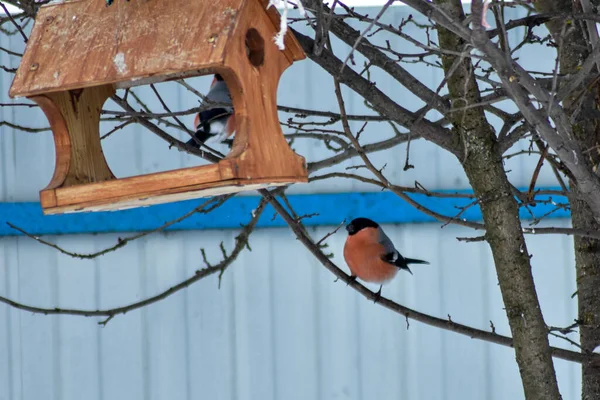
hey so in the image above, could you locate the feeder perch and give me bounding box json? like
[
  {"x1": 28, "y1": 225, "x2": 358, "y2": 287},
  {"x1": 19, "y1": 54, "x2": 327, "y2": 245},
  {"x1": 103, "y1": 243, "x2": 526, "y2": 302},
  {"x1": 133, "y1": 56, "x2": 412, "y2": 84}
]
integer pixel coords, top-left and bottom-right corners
[{"x1": 9, "y1": 0, "x2": 307, "y2": 214}]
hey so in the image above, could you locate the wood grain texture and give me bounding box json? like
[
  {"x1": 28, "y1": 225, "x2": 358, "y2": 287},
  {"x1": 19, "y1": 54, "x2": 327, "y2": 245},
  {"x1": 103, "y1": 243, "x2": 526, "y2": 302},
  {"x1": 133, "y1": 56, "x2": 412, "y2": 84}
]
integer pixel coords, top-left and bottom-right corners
[
  {"x1": 10, "y1": 0, "x2": 306, "y2": 97},
  {"x1": 31, "y1": 85, "x2": 116, "y2": 190},
  {"x1": 49, "y1": 85, "x2": 116, "y2": 186},
  {"x1": 53, "y1": 163, "x2": 224, "y2": 206},
  {"x1": 10, "y1": 0, "x2": 243, "y2": 97},
  {"x1": 29, "y1": 94, "x2": 72, "y2": 192},
  {"x1": 41, "y1": 180, "x2": 290, "y2": 214}
]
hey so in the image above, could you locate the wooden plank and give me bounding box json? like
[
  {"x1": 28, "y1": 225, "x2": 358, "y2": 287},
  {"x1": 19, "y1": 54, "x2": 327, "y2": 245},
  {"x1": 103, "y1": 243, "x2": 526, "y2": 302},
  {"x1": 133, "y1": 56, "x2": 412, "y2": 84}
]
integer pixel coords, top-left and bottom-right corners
[
  {"x1": 10, "y1": 0, "x2": 244, "y2": 97},
  {"x1": 51, "y1": 163, "x2": 226, "y2": 207},
  {"x1": 39, "y1": 190, "x2": 57, "y2": 208},
  {"x1": 29, "y1": 94, "x2": 73, "y2": 190},
  {"x1": 42, "y1": 180, "x2": 295, "y2": 214},
  {"x1": 48, "y1": 85, "x2": 116, "y2": 186},
  {"x1": 31, "y1": 86, "x2": 116, "y2": 191}
]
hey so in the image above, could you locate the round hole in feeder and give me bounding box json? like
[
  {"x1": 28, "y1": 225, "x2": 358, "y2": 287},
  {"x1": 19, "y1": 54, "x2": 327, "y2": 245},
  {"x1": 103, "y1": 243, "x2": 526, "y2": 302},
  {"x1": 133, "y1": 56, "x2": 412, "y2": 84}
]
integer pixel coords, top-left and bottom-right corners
[{"x1": 245, "y1": 28, "x2": 264, "y2": 67}]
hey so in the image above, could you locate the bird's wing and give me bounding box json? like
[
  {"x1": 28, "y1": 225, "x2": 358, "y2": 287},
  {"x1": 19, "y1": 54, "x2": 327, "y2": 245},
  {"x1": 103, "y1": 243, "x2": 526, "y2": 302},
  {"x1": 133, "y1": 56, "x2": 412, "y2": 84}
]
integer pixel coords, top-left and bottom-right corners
[
  {"x1": 198, "y1": 108, "x2": 232, "y2": 127},
  {"x1": 381, "y1": 249, "x2": 412, "y2": 273},
  {"x1": 205, "y1": 81, "x2": 233, "y2": 107},
  {"x1": 381, "y1": 251, "x2": 399, "y2": 264},
  {"x1": 378, "y1": 227, "x2": 405, "y2": 266},
  {"x1": 377, "y1": 227, "x2": 397, "y2": 254}
]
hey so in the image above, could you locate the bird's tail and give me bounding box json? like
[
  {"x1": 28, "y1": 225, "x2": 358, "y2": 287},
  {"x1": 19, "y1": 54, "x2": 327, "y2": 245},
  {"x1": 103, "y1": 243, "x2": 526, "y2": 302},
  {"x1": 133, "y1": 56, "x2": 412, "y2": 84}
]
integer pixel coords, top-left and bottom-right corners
[
  {"x1": 404, "y1": 258, "x2": 430, "y2": 265},
  {"x1": 185, "y1": 129, "x2": 211, "y2": 149},
  {"x1": 396, "y1": 257, "x2": 429, "y2": 276}
]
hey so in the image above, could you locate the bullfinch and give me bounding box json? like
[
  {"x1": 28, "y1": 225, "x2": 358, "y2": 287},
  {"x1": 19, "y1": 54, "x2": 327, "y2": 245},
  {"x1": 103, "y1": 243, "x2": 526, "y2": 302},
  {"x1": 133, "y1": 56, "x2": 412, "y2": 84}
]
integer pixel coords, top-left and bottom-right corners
[
  {"x1": 343, "y1": 217, "x2": 429, "y2": 297},
  {"x1": 186, "y1": 74, "x2": 236, "y2": 149}
]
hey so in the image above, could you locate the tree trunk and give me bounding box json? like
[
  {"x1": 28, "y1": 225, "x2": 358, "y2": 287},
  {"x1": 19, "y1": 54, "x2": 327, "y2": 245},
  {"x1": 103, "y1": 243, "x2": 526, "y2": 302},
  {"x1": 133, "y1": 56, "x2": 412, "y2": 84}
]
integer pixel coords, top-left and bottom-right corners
[
  {"x1": 534, "y1": 1, "x2": 600, "y2": 397},
  {"x1": 572, "y1": 191, "x2": 600, "y2": 400},
  {"x1": 434, "y1": 1, "x2": 561, "y2": 398}
]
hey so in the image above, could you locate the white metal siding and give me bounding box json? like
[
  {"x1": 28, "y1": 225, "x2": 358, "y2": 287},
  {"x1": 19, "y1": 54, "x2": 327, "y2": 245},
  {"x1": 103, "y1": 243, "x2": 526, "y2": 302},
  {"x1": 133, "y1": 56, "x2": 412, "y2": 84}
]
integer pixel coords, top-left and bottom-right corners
[{"x1": 0, "y1": 222, "x2": 580, "y2": 400}]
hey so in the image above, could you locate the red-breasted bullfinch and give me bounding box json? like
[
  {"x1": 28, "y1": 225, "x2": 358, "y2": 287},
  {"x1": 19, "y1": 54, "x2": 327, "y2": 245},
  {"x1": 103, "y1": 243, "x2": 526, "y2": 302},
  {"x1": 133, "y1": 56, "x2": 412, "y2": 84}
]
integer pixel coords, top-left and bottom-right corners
[
  {"x1": 186, "y1": 74, "x2": 236, "y2": 149},
  {"x1": 343, "y1": 217, "x2": 429, "y2": 297}
]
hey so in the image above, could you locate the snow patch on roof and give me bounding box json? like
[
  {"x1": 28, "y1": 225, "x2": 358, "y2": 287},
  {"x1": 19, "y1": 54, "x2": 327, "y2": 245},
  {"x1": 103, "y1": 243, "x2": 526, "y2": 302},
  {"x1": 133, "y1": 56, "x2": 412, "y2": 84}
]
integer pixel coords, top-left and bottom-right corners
[{"x1": 113, "y1": 52, "x2": 128, "y2": 75}]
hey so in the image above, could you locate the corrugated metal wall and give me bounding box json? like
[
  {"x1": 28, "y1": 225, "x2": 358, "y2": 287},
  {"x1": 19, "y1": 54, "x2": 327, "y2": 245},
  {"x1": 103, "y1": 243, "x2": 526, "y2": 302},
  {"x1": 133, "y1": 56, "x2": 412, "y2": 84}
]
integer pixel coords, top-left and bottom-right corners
[{"x1": 0, "y1": 5, "x2": 582, "y2": 400}]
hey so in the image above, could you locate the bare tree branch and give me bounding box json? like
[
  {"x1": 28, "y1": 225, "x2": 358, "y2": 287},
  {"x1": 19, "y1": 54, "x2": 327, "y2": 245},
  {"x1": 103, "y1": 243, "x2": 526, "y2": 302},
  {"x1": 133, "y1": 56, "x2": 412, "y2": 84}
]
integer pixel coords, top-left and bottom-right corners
[
  {"x1": 258, "y1": 188, "x2": 597, "y2": 365},
  {"x1": 291, "y1": 28, "x2": 462, "y2": 157}
]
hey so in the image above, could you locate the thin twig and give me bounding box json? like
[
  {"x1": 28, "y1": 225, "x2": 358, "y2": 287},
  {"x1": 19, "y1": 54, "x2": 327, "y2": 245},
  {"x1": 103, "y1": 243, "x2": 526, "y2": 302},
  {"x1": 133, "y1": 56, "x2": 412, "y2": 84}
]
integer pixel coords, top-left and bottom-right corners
[
  {"x1": 315, "y1": 219, "x2": 346, "y2": 246},
  {"x1": 527, "y1": 144, "x2": 549, "y2": 203},
  {"x1": 0, "y1": 1, "x2": 28, "y2": 42},
  {"x1": 100, "y1": 119, "x2": 134, "y2": 140},
  {"x1": 339, "y1": 0, "x2": 394, "y2": 73},
  {"x1": 6, "y1": 196, "x2": 232, "y2": 259}
]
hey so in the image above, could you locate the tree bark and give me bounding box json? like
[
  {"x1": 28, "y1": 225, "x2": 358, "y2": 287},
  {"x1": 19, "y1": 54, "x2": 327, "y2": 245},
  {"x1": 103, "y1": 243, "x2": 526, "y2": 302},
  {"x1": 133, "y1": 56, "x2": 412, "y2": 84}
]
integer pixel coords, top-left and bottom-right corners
[
  {"x1": 434, "y1": 1, "x2": 561, "y2": 399},
  {"x1": 534, "y1": 1, "x2": 600, "y2": 398},
  {"x1": 572, "y1": 191, "x2": 600, "y2": 400}
]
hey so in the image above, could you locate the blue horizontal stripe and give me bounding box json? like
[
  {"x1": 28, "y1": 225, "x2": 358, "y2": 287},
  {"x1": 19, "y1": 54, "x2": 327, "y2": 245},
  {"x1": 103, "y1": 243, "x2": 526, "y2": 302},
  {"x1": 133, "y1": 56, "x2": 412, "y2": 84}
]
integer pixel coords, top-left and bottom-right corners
[{"x1": 0, "y1": 189, "x2": 570, "y2": 236}]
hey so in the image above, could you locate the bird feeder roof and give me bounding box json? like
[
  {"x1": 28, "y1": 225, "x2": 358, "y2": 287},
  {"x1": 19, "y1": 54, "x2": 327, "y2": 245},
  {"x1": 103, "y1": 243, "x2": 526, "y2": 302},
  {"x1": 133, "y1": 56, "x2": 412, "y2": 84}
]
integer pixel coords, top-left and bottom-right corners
[{"x1": 10, "y1": 0, "x2": 305, "y2": 98}]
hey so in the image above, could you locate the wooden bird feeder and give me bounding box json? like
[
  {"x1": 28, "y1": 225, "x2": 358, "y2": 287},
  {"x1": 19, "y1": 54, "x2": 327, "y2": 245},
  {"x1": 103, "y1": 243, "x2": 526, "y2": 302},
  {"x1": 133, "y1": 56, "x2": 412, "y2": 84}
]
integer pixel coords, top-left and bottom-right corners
[{"x1": 9, "y1": 0, "x2": 307, "y2": 214}]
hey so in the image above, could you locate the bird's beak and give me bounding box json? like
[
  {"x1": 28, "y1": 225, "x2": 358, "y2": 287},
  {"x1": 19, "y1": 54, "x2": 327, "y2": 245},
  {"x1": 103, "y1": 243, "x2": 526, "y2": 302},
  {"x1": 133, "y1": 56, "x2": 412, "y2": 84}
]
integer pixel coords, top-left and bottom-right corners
[{"x1": 345, "y1": 224, "x2": 353, "y2": 233}]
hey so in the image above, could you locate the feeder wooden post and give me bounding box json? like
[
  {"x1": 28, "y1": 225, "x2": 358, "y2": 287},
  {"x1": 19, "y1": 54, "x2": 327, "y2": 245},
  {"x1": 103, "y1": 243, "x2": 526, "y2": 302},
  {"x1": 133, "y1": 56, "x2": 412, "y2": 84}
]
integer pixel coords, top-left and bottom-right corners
[
  {"x1": 9, "y1": 0, "x2": 307, "y2": 214},
  {"x1": 32, "y1": 85, "x2": 116, "y2": 208}
]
